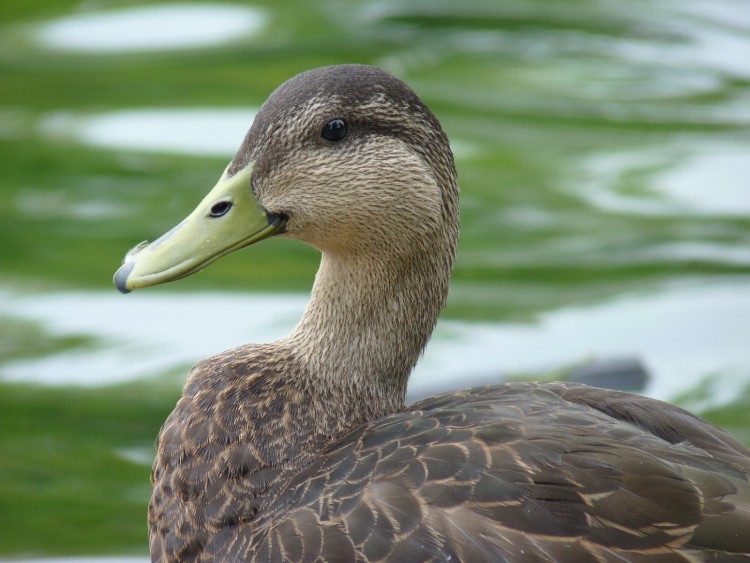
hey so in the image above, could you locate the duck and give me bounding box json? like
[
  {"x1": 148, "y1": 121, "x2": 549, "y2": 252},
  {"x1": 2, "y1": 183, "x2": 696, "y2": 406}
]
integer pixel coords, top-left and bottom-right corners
[{"x1": 114, "y1": 64, "x2": 750, "y2": 562}]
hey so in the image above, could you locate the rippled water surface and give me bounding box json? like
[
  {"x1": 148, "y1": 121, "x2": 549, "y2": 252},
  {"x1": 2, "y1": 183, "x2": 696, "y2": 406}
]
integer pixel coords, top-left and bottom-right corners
[{"x1": 1, "y1": 0, "x2": 749, "y2": 557}]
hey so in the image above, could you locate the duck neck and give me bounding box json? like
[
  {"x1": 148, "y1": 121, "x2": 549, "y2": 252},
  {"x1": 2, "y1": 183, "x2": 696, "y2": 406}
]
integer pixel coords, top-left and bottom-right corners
[{"x1": 285, "y1": 241, "x2": 453, "y2": 421}]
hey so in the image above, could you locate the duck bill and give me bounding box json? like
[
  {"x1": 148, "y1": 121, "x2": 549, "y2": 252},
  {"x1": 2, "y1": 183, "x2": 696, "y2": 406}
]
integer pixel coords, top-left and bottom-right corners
[{"x1": 114, "y1": 164, "x2": 284, "y2": 294}]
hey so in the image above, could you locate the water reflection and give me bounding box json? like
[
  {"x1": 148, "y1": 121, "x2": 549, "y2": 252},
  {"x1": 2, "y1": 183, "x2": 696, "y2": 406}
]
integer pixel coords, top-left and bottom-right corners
[
  {"x1": 40, "y1": 108, "x2": 258, "y2": 157},
  {"x1": 34, "y1": 4, "x2": 266, "y2": 53},
  {"x1": 610, "y1": 4, "x2": 750, "y2": 81},
  {"x1": 579, "y1": 140, "x2": 750, "y2": 217}
]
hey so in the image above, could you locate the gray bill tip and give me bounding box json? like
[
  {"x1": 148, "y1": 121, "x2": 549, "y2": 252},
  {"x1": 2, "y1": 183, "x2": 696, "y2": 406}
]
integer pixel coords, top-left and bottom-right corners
[{"x1": 113, "y1": 261, "x2": 135, "y2": 294}]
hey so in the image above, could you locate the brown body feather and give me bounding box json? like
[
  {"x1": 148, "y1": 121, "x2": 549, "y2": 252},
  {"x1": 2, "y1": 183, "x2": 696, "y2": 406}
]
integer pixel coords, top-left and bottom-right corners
[
  {"x1": 128, "y1": 66, "x2": 750, "y2": 561},
  {"x1": 152, "y1": 358, "x2": 750, "y2": 561}
]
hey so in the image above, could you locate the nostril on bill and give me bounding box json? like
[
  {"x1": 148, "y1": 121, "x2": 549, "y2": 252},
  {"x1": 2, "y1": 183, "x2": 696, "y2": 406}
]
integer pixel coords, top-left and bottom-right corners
[{"x1": 210, "y1": 201, "x2": 233, "y2": 217}]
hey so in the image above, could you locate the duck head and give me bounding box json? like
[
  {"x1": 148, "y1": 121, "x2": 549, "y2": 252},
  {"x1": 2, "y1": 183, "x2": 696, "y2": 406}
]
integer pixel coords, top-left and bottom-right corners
[{"x1": 114, "y1": 64, "x2": 458, "y2": 293}]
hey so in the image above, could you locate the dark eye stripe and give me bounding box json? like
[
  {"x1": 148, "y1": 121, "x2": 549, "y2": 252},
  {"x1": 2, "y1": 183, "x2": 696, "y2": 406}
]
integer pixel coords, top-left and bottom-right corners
[{"x1": 321, "y1": 118, "x2": 348, "y2": 142}]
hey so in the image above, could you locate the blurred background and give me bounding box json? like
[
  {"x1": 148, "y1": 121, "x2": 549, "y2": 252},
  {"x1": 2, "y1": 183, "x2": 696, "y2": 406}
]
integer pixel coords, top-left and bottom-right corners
[{"x1": 1, "y1": 0, "x2": 749, "y2": 559}]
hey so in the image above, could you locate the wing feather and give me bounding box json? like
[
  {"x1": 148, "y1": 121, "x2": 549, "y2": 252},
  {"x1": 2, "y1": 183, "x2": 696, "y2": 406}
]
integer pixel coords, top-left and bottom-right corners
[{"x1": 241, "y1": 383, "x2": 750, "y2": 561}]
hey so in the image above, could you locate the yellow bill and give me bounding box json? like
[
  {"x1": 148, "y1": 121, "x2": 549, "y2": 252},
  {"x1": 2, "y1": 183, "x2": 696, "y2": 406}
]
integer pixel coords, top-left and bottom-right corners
[{"x1": 114, "y1": 164, "x2": 284, "y2": 294}]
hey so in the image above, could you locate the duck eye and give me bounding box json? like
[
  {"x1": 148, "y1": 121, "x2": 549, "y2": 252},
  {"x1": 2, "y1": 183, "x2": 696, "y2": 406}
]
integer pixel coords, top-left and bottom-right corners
[
  {"x1": 321, "y1": 118, "x2": 348, "y2": 142},
  {"x1": 210, "y1": 201, "x2": 232, "y2": 217}
]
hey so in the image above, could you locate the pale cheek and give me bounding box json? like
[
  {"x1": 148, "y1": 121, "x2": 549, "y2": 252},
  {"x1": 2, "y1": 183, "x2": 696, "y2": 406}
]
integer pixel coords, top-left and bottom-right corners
[{"x1": 255, "y1": 138, "x2": 441, "y2": 249}]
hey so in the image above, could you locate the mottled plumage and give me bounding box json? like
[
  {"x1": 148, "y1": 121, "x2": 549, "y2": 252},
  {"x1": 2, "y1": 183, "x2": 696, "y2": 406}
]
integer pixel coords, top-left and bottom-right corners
[{"x1": 116, "y1": 65, "x2": 750, "y2": 561}]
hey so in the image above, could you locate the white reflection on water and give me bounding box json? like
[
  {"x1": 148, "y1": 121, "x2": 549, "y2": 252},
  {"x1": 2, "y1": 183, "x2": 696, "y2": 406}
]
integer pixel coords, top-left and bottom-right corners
[
  {"x1": 35, "y1": 4, "x2": 266, "y2": 53},
  {"x1": 1, "y1": 280, "x2": 749, "y2": 409},
  {"x1": 40, "y1": 108, "x2": 257, "y2": 157},
  {"x1": 578, "y1": 140, "x2": 750, "y2": 217},
  {"x1": 611, "y1": 0, "x2": 750, "y2": 81},
  {"x1": 639, "y1": 242, "x2": 750, "y2": 267}
]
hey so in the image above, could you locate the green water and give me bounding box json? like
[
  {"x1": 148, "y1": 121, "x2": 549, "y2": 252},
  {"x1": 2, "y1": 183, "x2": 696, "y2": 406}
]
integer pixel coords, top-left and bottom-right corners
[{"x1": 1, "y1": 0, "x2": 749, "y2": 556}]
